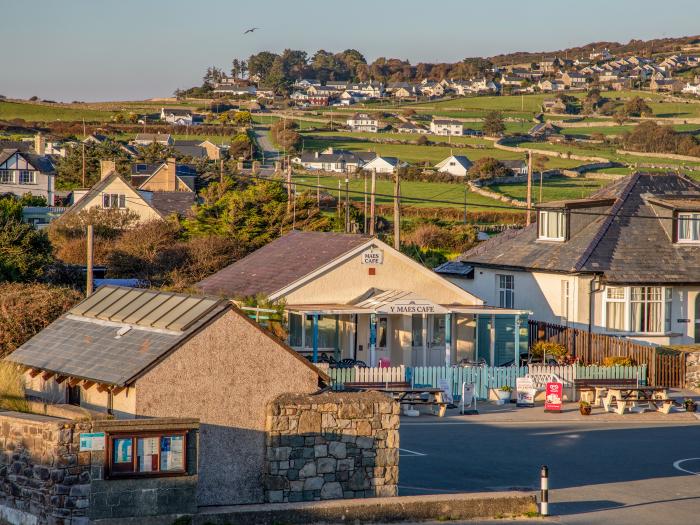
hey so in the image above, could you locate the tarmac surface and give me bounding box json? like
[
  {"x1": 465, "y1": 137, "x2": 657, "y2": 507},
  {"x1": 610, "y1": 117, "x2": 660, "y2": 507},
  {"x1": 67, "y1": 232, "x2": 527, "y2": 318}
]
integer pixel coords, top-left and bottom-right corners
[{"x1": 399, "y1": 394, "x2": 700, "y2": 524}]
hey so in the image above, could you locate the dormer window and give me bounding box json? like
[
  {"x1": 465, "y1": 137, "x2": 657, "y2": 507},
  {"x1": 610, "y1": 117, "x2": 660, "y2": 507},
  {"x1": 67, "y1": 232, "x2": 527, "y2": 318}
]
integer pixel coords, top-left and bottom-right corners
[
  {"x1": 677, "y1": 212, "x2": 700, "y2": 243},
  {"x1": 538, "y1": 210, "x2": 566, "y2": 241}
]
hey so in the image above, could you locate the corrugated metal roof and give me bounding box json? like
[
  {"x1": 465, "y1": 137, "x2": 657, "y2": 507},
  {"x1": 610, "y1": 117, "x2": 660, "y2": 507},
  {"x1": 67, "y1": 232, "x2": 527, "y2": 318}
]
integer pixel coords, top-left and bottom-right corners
[{"x1": 70, "y1": 285, "x2": 221, "y2": 332}]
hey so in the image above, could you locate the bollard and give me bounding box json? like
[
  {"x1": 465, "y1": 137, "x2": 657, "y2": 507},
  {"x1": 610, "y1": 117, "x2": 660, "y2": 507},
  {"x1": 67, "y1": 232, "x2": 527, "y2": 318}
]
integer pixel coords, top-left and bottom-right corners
[{"x1": 540, "y1": 465, "x2": 549, "y2": 516}]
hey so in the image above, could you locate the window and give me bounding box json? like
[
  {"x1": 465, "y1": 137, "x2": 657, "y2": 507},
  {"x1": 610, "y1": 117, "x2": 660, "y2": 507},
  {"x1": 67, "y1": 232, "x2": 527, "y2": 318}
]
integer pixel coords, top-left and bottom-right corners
[
  {"x1": 603, "y1": 286, "x2": 672, "y2": 334},
  {"x1": 377, "y1": 316, "x2": 388, "y2": 348},
  {"x1": 497, "y1": 274, "x2": 514, "y2": 308},
  {"x1": 604, "y1": 286, "x2": 626, "y2": 332},
  {"x1": 102, "y1": 193, "x2": 126, "y2": 208},
  {"x1": 538, "y1": 210, "x2": 567, "y2": 240},
  {"x1": 0, "y1": 170, "x2": 13, "y2": 184},
  {"x1": 107, "y1": 433, "x2": 186, "y2": 478},
  {"x1": 19, "y1": 171, "x2": 36, "y2": 184},
  {"x1": 560, "y1": 280, "x2": 570, "y2": 323},
  {"x1": 411, "y1": 315, "x2": 423, "y2": 347},
  {"x1": 678, "y1": 213, "x2": 700, "y2": 243}
]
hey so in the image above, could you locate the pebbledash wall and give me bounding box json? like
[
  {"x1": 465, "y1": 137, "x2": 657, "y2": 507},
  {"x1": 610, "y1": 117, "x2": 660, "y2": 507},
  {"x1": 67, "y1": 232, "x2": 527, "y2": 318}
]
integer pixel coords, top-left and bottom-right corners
[
  {"x1": 0, "y1": 411, "x2": 198, "y2": 525},
  {"x1": 264, "y1": 392, "x2": 399, "y2": 504}
]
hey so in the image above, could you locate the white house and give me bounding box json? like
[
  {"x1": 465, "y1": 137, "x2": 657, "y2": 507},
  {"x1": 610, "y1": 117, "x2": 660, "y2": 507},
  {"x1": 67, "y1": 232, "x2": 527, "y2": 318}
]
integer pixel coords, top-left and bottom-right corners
[
  {"x1": 435, "y1": 155, "x2": 472, "y2": 176},
  {"x1": 347, "y1": 113, "x2": 380, "y2": 133},
  {"x1": 437, "y1": 173, "x2": 700, "y2": 347},
  {"x1": 682, "y1": 82, "x2": 700, "y2": 96},
  {"x1": 362, "y1": 156, "x2": 408, "y2": 174},
  {"x1": 160, "y1": 108, "x2": 197, "y2": 126},
  {"x1": 430, "y1": 119, "x2": 463, "y2": 136},
  {"x1": 0, "y1": 148, "x2": 55, "y2": 205}
]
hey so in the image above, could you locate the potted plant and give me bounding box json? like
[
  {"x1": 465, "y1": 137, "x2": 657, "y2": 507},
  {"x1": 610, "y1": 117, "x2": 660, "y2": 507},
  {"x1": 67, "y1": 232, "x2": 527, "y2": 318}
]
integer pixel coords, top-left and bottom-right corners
[
  {"x1": 496, "y1": 385, "x2": 513, "y2": 405},
  {"x1": 683, "y1": 398, "x2": 697, "y2": 413},
  {"x1": 579, "y1": 400, "x2": 592, "y2": 416}
]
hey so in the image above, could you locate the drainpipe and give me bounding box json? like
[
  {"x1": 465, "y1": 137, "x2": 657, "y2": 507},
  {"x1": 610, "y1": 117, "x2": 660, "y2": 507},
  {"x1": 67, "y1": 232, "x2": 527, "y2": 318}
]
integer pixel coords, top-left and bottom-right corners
[{"x1": 588, "y1": 275, "x2": 603, "y2": 357}]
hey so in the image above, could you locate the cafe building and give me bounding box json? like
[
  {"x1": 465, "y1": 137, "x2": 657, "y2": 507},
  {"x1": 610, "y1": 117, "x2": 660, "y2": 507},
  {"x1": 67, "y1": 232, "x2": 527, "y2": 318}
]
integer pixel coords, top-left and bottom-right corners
[{"x1": 197, "y1": 231, "x2": 530, "y2": 367}]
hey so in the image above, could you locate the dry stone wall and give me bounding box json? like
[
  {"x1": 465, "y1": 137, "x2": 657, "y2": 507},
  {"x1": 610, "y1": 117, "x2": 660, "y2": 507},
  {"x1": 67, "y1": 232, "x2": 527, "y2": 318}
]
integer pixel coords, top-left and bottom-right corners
[{"x1": 264, "y1": 392, "x2": 399, "y2": 504}]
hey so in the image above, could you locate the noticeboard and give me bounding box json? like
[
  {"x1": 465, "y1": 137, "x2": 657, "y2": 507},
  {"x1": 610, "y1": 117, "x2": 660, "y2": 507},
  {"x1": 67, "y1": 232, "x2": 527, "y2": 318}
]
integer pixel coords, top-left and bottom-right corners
[{"x1": 79, "y1": 432, "x2": 106, "y2": 452}]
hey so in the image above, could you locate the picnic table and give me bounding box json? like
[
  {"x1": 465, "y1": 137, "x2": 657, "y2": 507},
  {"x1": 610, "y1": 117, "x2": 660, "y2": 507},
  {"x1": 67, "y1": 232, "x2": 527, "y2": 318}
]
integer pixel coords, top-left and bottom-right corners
[
  {"x1": 374, "y1": 387, "x2": 448, "y2": 417},
  {"x1": 602, "y1": 386, "x2": 675, "y2": 415}
]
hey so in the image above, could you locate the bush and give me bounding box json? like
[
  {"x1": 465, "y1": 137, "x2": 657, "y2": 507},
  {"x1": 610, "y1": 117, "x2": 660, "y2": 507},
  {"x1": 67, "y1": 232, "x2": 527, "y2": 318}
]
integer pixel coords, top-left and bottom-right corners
[
  {"x1": 0, "y1": 362, "x2": 29, "y2": 413},
  {"x1": 530, "y1": 341, "x2": 568, "y2": 360},
  {"x1": 602, "y1": 356, "x2": 635, "y2": 367},
  {"x1": 0, "y1": 283, "x2": 83, "y2": 357}
]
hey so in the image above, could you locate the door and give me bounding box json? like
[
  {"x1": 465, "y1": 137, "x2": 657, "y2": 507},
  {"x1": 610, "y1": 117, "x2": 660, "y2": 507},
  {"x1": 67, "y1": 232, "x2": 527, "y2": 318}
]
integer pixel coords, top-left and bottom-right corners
[
  {"x1": 695, "y1": 295, "x2": 700, "y2": 344},
  {"x1": 427, "y1": 315, "x2": 446, "y2": 366},
  {"x1": 411, "y1": 314, "x2": 424, "y2": 367}
]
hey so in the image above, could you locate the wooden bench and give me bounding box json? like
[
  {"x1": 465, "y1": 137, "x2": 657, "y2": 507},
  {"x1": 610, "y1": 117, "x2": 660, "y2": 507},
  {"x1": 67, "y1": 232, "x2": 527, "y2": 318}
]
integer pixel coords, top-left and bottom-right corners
[
  {"x1": 343, "y1": 381, "x2": 410, "y2": 391},
  {"x1": 574, "y1": 379, "x2": 638, "y2": 404},
  {"x1": 603, "y1": 396, "x2": 678, "y2": 415}
]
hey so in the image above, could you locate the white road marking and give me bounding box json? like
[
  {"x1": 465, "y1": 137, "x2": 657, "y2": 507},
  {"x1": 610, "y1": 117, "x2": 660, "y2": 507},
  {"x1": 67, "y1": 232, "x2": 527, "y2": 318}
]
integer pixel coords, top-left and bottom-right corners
[
  {"x1": 399, "y1": 447, "x2": 427, "y2": 457},
  {"x1": 672, "y1": 458, "x2": 700, "y2": 476}
]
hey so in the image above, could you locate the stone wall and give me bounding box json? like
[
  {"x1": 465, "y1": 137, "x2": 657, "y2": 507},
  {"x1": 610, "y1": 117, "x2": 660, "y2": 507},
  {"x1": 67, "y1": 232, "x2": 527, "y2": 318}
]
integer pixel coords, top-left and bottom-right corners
[
  {"x1": 685, "y1": 351, "x2": 700, "y2": 388},
  {"x1": 264, "y1": 392, "x2": 399, "y2": 504},
  {"x1": 0, "y1": 411, "x2": 198, "y2": 525}
]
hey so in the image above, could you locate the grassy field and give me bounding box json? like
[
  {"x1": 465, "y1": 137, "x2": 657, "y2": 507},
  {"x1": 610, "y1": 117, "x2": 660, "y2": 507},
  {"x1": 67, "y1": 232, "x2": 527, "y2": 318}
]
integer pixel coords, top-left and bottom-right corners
[
  {"x1": 301, "y1": 132, "x2": 582, "y2": 169},
  {"x1": 0, "y1": 101, "x2": 117, "y2": 122},
  {"x1": 292, "y1": 171, "x2": 611, "y2": 211},
  {"x1": 488, "y1": 175, "x2": 609, "y2": 202}
]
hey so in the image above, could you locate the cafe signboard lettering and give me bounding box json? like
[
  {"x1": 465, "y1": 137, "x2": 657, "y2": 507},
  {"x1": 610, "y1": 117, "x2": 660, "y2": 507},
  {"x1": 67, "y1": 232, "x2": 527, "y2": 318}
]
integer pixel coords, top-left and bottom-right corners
[
  {"x1": 361, "y1": 248, "x2": 384, "y2": 265},
  {"x1": 377, "y1": 299, "x2": 448, "y2": 315}
]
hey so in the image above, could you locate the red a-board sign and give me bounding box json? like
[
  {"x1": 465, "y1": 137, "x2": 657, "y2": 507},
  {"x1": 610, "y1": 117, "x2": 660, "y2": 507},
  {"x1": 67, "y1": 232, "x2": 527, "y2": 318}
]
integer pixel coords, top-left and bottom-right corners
[{"x1": 545, "y1": 382, "x2": 563, "y2": 412}]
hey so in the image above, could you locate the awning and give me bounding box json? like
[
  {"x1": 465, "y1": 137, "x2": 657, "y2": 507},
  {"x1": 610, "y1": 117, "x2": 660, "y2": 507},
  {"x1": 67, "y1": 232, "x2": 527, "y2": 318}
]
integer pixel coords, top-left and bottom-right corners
[{"x1": 285, "y1": 289, "x2": 530, "y2": 317}]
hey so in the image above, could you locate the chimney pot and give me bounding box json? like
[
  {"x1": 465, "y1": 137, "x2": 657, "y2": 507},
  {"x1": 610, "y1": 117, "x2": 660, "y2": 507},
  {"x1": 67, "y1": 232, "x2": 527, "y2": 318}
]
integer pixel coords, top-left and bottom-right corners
[{"x1": 34, "y1": 133, "x2": 46, "y2": 156}]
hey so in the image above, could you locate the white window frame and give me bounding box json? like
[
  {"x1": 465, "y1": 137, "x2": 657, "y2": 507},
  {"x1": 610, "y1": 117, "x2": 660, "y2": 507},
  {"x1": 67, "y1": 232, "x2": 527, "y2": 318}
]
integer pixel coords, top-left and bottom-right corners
[
  {"x1": 560, "y1": 280, "x2": 570, "y2": 323},
  {"x1": 0, "y1": 170, "x2": 14, "y2": 184},
  {"x1": 19, "y1": 170, "x2": 36, "y2": 185},
  {"x1": 538, "y1": 210, "x2": 567, "y2": 241},
  {"x1": 677, "y1": 212, "x2": 700, "y2": 243},
  {"x1": 496, "y1": 274, "x2": 515, "y2": 309},
  {"x1": 102, "y1": 193, "x2": 126, "y2": 209},
  {"x1": 602, "y1": 285, "x2": 672, "y2": 334}
]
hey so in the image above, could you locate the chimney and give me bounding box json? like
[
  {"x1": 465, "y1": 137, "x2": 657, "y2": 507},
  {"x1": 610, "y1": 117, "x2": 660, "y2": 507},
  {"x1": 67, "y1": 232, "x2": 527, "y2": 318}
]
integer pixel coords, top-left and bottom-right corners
[
  {"x1": 34, "y1": 133, "x2": 46, "y2": 155},
  {"x1": 165, "y1": 157, "x2": 177, "y2": 191},
  {"x1": 100, "y1": 160, "x2": 116, "y2": 180},
  {"x1": 314, "y1": 152, "x2": 319, "y2": 159}
]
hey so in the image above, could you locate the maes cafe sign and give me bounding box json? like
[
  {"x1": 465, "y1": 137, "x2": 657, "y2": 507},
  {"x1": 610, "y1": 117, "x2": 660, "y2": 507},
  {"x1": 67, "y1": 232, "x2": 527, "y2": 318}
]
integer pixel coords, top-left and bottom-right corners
[
  {"x1": 378, "y1": 300, "x2": 448, "y2": 315},
  {"x1": 361, "y1": 248, "x2": 384, "y2": 265}
]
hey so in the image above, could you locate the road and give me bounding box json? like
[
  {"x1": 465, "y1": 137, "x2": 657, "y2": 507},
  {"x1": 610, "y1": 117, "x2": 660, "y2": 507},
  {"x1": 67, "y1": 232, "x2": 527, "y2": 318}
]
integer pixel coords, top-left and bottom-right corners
[
  {"x1": 399, "y1": 418, "x2": 700, "y2": 524},
  {"x1": 252, "y1": 124, "x2": 279, "y2": 164}
]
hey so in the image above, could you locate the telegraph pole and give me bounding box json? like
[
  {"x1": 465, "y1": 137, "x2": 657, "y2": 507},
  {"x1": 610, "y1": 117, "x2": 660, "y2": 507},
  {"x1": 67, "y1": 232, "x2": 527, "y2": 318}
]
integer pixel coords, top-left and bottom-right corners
[
  {"x1": 286, "y1": 165, "x2": 292, "y2": 213},
  {"x1": 526, "y1": 151, "x2": 533, "y2": 226},
  {"x1": 363, "y1": 172, "x2": 368, "y2": 233},
  {"x1": 344, "y1": 177, "x2": 350, "y2": 233},
  {"x1": 393, "y1": 162, "x2": 401, "y2": 250},
  {"x1": 369, "y1": 169, "x2": 376, "y2": 235},
  {"x1": 86, "y1": 225, "x2": 94, "y2": 296}
]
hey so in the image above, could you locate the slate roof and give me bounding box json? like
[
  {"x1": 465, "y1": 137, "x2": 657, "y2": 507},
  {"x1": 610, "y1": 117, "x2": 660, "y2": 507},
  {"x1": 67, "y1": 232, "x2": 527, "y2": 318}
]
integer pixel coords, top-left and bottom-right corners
[
  {"x1": 0, "y1": 149, "x2": 55, "y2": 173},
  {"x1": 6, "y1": 286, "x2": 230, "y2": 386},
  {"x1": 196, "y1": 230, "x2": 371, "y2": 298},
  {"x1": 298, "y1": 150, "x2": 376, "y2": 165},
  {"x1": 146, "y1": 191, "x2": 197, "y2": 217},
  {"x1": 172, "y1": 144, "x2": 207, "y2": 158},
  {"x1": 436, "y1": 155, "x2": 472, "y2": 170},
  {"x1": 451, "y1": 173, "x2": 700, "y2": 284}
]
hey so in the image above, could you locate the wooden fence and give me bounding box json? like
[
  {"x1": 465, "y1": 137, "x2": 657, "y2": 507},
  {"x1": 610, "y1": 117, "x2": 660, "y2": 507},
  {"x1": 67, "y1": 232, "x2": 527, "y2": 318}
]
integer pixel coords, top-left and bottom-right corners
[
  {"x1": 326, "y1": 364, "x2": 648, "y2": 400},
  {"x1": 528, "y1": 320, "x2": 685, "y2": 388}
]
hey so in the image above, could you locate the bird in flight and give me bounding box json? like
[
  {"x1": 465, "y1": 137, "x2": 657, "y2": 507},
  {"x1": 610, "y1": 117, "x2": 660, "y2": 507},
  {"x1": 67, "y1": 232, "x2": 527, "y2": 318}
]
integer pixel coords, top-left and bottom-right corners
[{"x1": 243, "y1": 27, "x2": 259, "y2": 34}]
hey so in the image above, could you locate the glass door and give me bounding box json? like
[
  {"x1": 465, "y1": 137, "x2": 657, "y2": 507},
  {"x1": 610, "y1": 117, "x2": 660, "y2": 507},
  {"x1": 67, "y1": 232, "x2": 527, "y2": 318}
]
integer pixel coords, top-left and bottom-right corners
[{"x1": 427, "y1": 315, "x2": 446, "y2": 366}]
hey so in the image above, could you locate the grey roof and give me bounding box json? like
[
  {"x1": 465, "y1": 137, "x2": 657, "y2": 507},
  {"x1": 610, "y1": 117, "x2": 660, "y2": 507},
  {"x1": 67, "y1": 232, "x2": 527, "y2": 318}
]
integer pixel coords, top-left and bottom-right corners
[
  {"x1": 299, "y1": 150, "x2": 376, "y2": 165},
  {"x1": 147, "y1": 191, "x2": 197, "y2": 217},
  {"x1": 172, "y1": 144, "x2": 207, "y2": 158},
  {"x1": 135, "y1": 133, "x2": 171, "y2": 142},
  {"x1": 0, "y1": 149, "x2": 55, "y2": 173},
  {"x1": 501, "y1": 160, "x2": 527, "y2": 170},
  {"x1": 197, "y1": 230, "x2": 371, "y2": 298},
  {"x1": 130, "y1": 163, "x2": 197, "y2": 178},
  {"x1": 6, "y1": 286, "x2": 230, "y2": 386},
  {"x1": 456, "y1": 173, "x2": 700, "y2": 284}
]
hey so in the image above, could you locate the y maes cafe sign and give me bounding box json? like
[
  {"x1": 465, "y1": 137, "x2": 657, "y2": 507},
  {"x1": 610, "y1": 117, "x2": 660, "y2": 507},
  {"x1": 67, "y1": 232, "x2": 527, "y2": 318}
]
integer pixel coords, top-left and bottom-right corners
[
  {"x1": 361, "y1": 248, "x2": 384, "y2": 265},
  {"x1": 378, "y1": 300, "x2": 449, "y2": 315}
]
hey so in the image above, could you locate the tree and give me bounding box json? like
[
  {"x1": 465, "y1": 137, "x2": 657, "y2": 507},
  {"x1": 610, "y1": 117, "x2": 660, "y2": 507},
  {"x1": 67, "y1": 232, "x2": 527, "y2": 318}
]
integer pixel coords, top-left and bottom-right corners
[
  {"x1": 622, "y1": 96, "x2": 653, "y2": 118},
  {"x1": 0, "y1": 218, "x2": 53, "y2": 282},
  {"x1": 55, "y1": 140, "x2": 132, "y2": 190},
  {"x1": 483, "y1": 111, "x2": 506, "y2": 136},
  {"x1": 276, "y1": 130, "x2": 301, "y2": 152},
  {"x1": 233, "y1": 110, "x2": 252, "y2": 125},
  {"x1": 0, "y1": 283, "x2": 82, "y2": 357},
  {"x1": 248, "y1": 51, "x2": 278, "y2": 80},
  {"x1": 203, "y1": 66, "x2": 225, "y2": 87},
  {"x1": 467, "y1": 157, "x2": 511, "y2": 180}
]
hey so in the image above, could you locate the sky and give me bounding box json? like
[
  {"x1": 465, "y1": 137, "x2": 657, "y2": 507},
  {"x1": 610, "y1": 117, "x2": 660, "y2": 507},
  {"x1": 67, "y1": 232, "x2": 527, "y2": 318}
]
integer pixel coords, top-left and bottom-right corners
[{"x1": 2, "y1": 0, "x2": 700, "y2": 102}]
